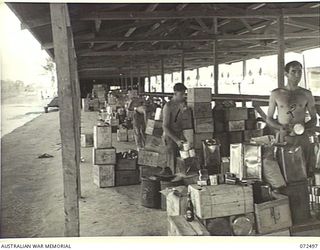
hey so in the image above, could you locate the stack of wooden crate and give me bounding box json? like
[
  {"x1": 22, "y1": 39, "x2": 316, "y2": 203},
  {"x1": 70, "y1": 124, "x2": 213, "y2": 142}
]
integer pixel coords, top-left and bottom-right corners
[
  {"x1": 92, "y1": 125, "x2": 116, "y2": 188},
  {"x1": 115, "y1": 151, "x2": 140, "y2": 186},
  {"x1": 187, "y1": 88, "x2": 214, "y2": 163}
]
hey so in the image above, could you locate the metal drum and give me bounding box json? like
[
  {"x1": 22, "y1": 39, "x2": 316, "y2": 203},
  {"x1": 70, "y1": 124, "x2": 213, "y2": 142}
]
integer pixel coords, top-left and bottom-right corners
[{"x1": 141, "y1": 176, "x2": 161, "y2": 209}]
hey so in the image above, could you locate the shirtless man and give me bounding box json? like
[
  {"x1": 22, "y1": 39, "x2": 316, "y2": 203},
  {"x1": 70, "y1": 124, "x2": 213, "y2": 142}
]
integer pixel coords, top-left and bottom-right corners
[
  {"x1": 267, "y1": 60, "x2": 317, "y2": 175},
  {"x1": 162, "y1": 83, "x2": 187, "y2": 173}
]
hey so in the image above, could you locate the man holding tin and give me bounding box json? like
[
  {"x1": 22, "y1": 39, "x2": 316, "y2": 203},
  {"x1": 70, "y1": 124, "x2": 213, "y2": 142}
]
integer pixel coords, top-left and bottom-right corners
[
  {"x1": 162, "y1": 83, "x2": 188, "y2": 173},
  {"x1": 267, "y1": 60, "x2": 318, "y2": 176}
]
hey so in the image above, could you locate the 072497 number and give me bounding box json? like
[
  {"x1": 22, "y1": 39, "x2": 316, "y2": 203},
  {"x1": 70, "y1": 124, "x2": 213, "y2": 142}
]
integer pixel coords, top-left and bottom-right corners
[{"x1": 300, "y1": 244, "x2": 319, "y2": 249}]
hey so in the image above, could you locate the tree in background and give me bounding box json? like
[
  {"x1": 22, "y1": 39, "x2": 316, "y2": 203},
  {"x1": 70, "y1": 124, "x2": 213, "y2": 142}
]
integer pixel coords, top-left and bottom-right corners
[{"x1": 41, "y1": 57, "x2": 57, "y2": 98}]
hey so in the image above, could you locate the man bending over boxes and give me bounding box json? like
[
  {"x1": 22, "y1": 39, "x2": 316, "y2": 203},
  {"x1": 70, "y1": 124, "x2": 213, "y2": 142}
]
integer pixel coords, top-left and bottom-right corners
[
  {"x1": 163, "y1": 83, "x2": 187, "y2": 173},
  {"x1": 267, "y1": 60, "x2": 317, "y2": 176}
]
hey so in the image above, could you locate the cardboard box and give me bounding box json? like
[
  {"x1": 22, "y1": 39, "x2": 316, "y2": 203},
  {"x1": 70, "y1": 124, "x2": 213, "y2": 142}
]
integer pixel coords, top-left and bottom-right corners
[
  {"x1": 93, "y1": 165, "x2": 115, "y2": 188},
  {"x1": 93, "y1": 147, "x2": 116, "y2": 165},
  {"x1": 255, "y1": 193, "x2": 292, "y2": 234},
  {"x1": 116, "y1": 157, "x2": 137, "y2": 171},
  {"x1": 226, "y1": 120, "x2": 245, "y2": 132},
  {"x1": 145, "y1": 119, "x2": 163, "y2": 137},
  {"x1": 93, "y1": 125, "x2": 112, "y2": 149},
  {"x1": 188, "y1": 102, "x2": 212, "y2": 119},
  {"x1": 187, "y1": 88, "x2": 212, "y2": 103},
  {"x1": 224, "y1": 107, "x2": 248, "y2": 121},
  {"x1": 139, "y1": 165, "x2": 162, "y2": 179},
  {"x1": 194, "y1": 118, "x2": 214, "y2": 133},
  {"x1": 243, "y1": 130, "x2": 264, "y2": 142},
  {"x1": 168, "y1": 215, "x2": 210, "y2": 236},
  {"x1": 194, "y1": 132, "x2": 213, "y2": 149},
  {"x1": 188, "y1": 184, "x2": 254, "y2": 219},
  {"x1": 115, "y1": 170, "x2": 140, "y2": 186},
  {"x1": 81, "y1": 133, "x2": 93, "y2": 147},
  {"x1": 138, "y1": 150, "x2": 160, "y2": 167}
]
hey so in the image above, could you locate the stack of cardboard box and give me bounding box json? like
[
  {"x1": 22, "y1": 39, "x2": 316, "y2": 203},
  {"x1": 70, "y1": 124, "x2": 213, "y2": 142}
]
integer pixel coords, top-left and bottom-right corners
[{"x1": 92, "y1": 125, "x2": 116, "y2": 188}]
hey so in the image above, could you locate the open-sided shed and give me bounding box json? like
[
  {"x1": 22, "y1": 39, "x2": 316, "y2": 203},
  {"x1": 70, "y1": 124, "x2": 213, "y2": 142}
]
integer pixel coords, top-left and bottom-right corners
[{"x1": 6, "y1": 2, "x2": 320, "y2": 236}]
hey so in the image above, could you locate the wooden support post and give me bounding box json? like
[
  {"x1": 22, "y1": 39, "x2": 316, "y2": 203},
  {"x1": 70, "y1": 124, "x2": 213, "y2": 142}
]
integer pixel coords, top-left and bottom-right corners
[
  {"x1": 125, "y1": 76, "x2": 128, "y2": 90},
  {"x1": 278, "y1": 11, "x2": 285, "y2": 88},
  {"x1": 196, "y1": 68, "x2": 200, "y2": 86},
  {"x1": 242, "y1": 60, "x2": 246, "y2": 79},
  {"x1": 50, "y1": 3, "x2": 80, "y2": 237},
  {"x1": 147, "y1": 63, "x2": 151, "y2": 92},
  {"x1": 181, "y1": 51, "x2": 185, "y2": 84},
  {"x1": 213, "y1": 18, "x2": 219, "y2": 94},
  {"x1": 137, "y1": 67, "x2": 141, "y2": 94},
  {"x1": 130, "y1": 68, "x2": 134, "y2": 90},
  {"x1": 161, "y1": 57, "x2": 165, "y2": 94}
]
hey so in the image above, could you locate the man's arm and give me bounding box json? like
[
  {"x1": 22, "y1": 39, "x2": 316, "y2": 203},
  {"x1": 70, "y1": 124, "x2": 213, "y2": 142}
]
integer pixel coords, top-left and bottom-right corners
[
  {"x1": 305, "y1": 91, "x2": 317, "y2": 129},
  {"x1": 266, "y1": 91, "x2": 283, "y2": 130},
  {"x1": 162, "y1": 103, "x2": 180, "y2": 144}
]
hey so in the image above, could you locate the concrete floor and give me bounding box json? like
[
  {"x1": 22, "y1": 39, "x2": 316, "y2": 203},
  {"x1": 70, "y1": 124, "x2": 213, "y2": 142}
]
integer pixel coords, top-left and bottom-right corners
[
  {"x1": 1, "y1": 110, "x2": 319, "y2": 237},
  {"x1": 1, "y1": 110, "x2": 167, "y2": 238}
]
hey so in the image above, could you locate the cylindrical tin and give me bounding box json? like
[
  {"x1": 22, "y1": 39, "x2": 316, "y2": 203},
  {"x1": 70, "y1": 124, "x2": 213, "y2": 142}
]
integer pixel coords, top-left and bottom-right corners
[
  {"x1": 217, "y1": 174, "x2": 225, "y2": 184},
  {"x1": 293, "y1": 123, "x2": 305, "y2": 135},
  {"x1": 182, "y1": 142, "x2": 191, "y2": 151},
  {"x1": 141, "y1": 176, "x2": 161, "y2": 209},
  {"x1": 189, "y1": 149, "x2": 196, "y2": 157},
  {"x1": 231, "y1": 216, "x2": 253, "y2": 236},
  {"x1": 180, "y1": 150, "x2": 190, "y2": 159},
  {"x1": 315, "y1": 173, "x2": 320, "y2": 186},
  {"x1": 209, "y1": 175, "x2": 218, "y2": 185}
]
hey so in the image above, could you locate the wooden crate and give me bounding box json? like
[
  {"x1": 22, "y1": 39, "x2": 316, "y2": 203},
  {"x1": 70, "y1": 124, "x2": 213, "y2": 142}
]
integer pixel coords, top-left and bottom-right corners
[
  {"x1": 187, "y1": 88, "x2": 212, "y2": 103},
  {"x1": 82, "y1": 98, "x2": 90, "y2": 112},
  {"x1": 255, "y1": 193, "x2": 292, "y2": 234},
  {"x1": 245, "y1": 120, "x2": 257, "y2": 130},
  {"x1": 194, "y1": 117, "x2": 214, "y2": 133},
  {"x1": 138, "y1": 150, "x2": 160, "y2": 167},
  {"x1": 93, "y1": 125, "x2": 112, "y2": 149},
  {"x1": 261, "y1": 228, "x2": 291, "y2": 236},
  {"x1": 228, "y1": 131, "x2": 243, "y2": 144},
  {"x1": 224, "y1": 107, "x2": 248, "y2": 121},
  {"x1": 226, "y1": 120, "x2": 245, "y2": 132},
  {"x1": 188, "y1": 102, "x2": 212, "y2": 119},
  {"x1": 166, "y1": 186, "x2": 188, "y2": 216},
  {"x1": 93, "y1": 165, "x2": 115, "y2": 188},
  {"x1": 116, "y1": 157, "x2": 137, "y2": 171},
  {"x1": 117, "y1": 128, "x2": 128, "y2": 142},
  {"x1": 145, "y1": 119, "x2": 163, "y2": 137},
  {"x1": 194, "y1": 132, "x2": 213, "y2": 149},
  {"x1": 115, "y1": 170, "x2": 140, "y2": 186},
  {"x1": 181, "y1": 108, "x2": 193, "y2": 130},
  {"x1": 176, "y1": 157, "x2": 201, "y2": 175},
  {"x1": 93, "y1": 147, "x2": 116, "y2": 165},
  {"x1": 128, "y1": 129, "x2": 135, "y2": 142},
  {"x1": 145, "y1": 135, "x2": 165, "y2": 153},
  {"x1": 188, "y1": 184, "x2": 254, "y2": 219},
  {"x1": 221, "y1": 157, "x2": 230, "y2": 174},
  {"x1": 168, "y1": 215, "x2": 210, "y2": 236},
  {"x1": 81, "y1": 133, "x2": 93, "y2": 147}
]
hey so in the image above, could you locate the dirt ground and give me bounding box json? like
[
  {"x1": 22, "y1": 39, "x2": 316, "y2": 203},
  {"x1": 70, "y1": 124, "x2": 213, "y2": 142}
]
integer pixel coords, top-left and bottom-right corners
[
  {"x1": 1, "y1": 110, "x2": 167, "y2": 238},
  {"x1": 1, "y1": 110, "x2": 319, "y2": 237}
]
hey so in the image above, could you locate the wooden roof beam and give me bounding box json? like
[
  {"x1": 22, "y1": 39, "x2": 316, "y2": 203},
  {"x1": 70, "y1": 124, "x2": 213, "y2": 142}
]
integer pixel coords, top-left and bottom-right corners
[
  {"x1": 77, "y1": 8, "x2": 319, "y2": 20},
  {"x1": 77, "y1": 32, "x2": 320, "y2": 43},
  {"x1": 20, "y1": 16, "x2": 51, "y2": 30},
  {"x1": 285, "y1": 18, "x2": 320, "y2": 31}
]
